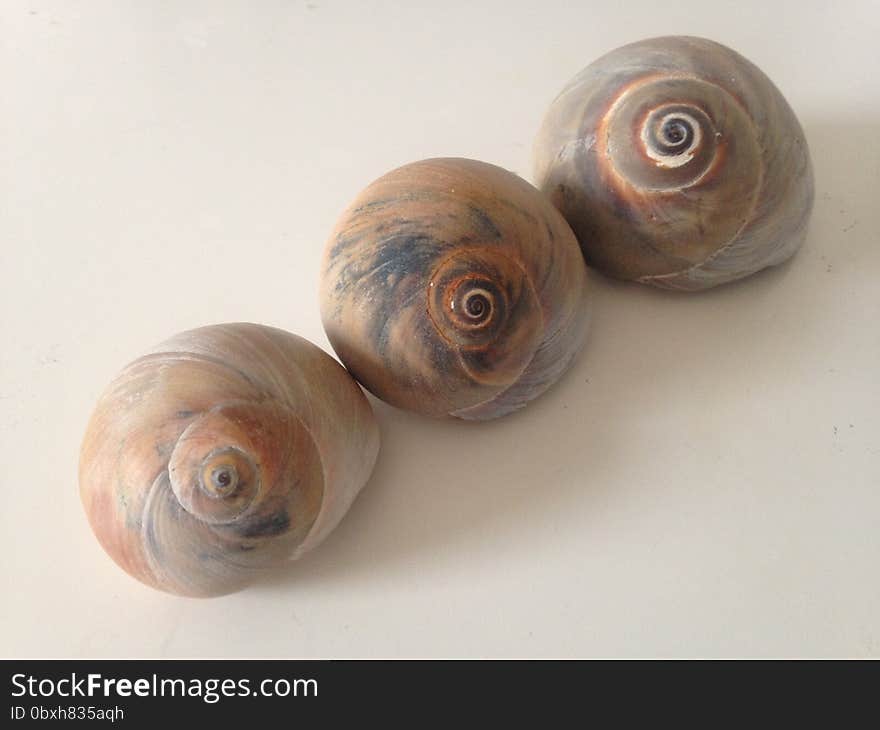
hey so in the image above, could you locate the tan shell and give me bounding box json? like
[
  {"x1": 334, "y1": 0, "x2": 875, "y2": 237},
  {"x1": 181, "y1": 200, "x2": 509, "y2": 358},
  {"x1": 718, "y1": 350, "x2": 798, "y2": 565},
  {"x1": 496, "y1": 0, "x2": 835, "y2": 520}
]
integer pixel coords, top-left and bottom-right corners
[
  {"x1": 79, "y1": 324, "x2": 379, "y2": 597},
  {"x1": 320, "y1": 158, "x2": 590, "y2": 420},
  {"x1": 533, "y1": 36, "x2": 814, "y2": 290}
]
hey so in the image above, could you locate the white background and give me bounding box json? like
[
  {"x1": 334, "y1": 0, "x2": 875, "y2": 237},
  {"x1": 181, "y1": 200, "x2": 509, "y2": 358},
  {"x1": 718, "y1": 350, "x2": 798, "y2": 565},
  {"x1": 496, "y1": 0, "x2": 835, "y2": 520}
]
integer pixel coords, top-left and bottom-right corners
[{"x1": 2, "y1": 0, "x2": 878, "y2": 657}]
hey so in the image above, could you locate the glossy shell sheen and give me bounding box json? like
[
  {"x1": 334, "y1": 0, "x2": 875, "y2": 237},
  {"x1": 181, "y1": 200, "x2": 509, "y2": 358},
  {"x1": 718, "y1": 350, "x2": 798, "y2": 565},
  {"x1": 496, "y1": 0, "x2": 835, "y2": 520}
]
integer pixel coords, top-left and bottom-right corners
[
  {"x1": 79, "y1": 324, "x2": 379, "y2": 597},
  {"x1": 534, "y1": 36, "x2": 814, "y2": 290},
  {"x1": 320, "y1": 158, "x2": 590, "y2": 420}
]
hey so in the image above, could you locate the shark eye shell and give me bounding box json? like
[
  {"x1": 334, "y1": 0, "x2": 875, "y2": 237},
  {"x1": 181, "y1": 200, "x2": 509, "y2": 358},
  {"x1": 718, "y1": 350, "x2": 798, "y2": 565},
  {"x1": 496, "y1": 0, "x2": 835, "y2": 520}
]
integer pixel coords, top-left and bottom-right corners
[
  {"x1": 534, "y1": 35, "x2": 814, "y2": 290},
  {"x1": 320, "y1": 157, "x2": 591, "y2": 420},
  {"x1": 78, "y1": 324, "x2": 379, "y2": 597}
]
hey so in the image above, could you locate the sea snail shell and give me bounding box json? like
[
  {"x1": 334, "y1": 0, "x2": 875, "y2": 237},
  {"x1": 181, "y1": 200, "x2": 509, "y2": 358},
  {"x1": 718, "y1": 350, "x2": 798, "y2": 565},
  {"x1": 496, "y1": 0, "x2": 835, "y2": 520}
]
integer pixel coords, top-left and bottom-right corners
[
  {"x1": 320, "y1": 158, "x2": 590, "y2": 420},
  {"x1": 79, "y1": 324, "x2": 379, "y2": 597},
  {"x1": 533, "y1": 36, "x2": 815, "y2": 290}
]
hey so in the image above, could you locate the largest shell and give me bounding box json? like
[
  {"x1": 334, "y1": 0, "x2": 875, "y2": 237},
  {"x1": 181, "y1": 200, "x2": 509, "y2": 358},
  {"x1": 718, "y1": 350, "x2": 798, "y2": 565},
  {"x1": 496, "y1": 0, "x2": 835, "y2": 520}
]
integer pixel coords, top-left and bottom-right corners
[
  {"x1": 79, "y1": 324, "x2": 379, "y2": 597},
  {"x1": 533, "y1": 36, "x2": 814, "y2": 290}
]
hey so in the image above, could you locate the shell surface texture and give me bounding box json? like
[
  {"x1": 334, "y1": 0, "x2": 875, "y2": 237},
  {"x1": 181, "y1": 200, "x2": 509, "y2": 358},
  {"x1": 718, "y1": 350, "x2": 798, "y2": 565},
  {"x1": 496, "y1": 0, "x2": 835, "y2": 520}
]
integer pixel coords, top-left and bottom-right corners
[
  {"x1": 320, "y1": 157, "x2": 590, "y2": 420},
  {"x1": 79, "y1": 323, "x2": 380, "y2": 597},
  {"x1": 533, "y1": 36, "x2": 815, "y2": 290}
]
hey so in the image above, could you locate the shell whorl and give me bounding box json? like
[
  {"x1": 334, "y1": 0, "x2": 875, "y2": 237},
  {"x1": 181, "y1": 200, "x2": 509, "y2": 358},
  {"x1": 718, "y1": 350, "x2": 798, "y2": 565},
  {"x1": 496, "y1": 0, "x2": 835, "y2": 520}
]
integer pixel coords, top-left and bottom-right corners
[
  {"x1": 426, "y1": 248, "x2": 544, "y2": 389},
  {"x1": 79, "y1": 324, "x2": 379, "y2": 597},
  {"x1": 320, "y1": 158, "x2": 589, "y2": 420},
  {"x1": 534, "y1": 36, "x2": 814, "y2": 290}
]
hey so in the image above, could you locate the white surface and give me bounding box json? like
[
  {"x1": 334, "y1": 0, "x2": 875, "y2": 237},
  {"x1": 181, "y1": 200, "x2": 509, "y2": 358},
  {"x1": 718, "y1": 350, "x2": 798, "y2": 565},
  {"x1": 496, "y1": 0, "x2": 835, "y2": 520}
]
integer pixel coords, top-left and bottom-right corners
[{"x1": 2, "y1": 0, "x2": 878, "y2": 658}]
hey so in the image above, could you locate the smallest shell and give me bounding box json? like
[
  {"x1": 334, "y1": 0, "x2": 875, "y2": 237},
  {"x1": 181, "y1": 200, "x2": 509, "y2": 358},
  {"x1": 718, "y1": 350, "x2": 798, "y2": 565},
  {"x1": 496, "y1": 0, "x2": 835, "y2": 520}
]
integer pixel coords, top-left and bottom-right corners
[{"x1": 320, "y1": 158, "x2": 591, "y2": 420}]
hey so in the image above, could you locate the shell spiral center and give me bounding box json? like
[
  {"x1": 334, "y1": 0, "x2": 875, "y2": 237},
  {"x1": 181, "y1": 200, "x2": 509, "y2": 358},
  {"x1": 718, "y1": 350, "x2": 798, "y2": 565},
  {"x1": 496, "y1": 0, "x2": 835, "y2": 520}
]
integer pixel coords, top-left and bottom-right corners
[
  {"x1": 168, "y1": 407, "x2": 264, "y2": 525},
  {"x1": 603, "y1": 77, "x2": 728, "y2": 190},
  {"x1": 642, "y1": 108, "x2": 704, "y2": 167},
  {"x1": 429, "y1": 252, "x2": 514, "y2": 348}
]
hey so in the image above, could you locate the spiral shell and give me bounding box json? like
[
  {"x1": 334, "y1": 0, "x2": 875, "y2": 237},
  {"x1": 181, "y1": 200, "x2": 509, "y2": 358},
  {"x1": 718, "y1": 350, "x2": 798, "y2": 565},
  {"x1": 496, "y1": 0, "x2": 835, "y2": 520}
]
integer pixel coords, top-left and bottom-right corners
[
  {"x1": 79, "y1": 324, "x2": 379, "y2": 597},
  {"x1": 320, "y1": 158, "x2": 589, "y2": 420},
  {"x1": 534, "y1": 36, "x2": 814, "y2": 290}
]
